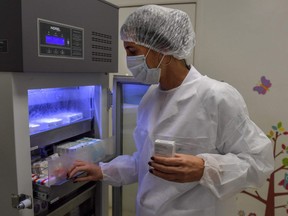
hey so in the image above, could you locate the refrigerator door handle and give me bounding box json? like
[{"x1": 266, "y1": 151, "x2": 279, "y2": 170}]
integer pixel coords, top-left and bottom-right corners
[{"x1": 107, "y1": 88, "x2": 113, "y2": 111}]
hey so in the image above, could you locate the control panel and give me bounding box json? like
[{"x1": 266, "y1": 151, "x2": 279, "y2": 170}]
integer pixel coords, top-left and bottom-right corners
[
  {"x1": 38, "y1": 19, "x2": 84, "y2": 59},
  {"x1": 0, "y1": 0, "x2": 118, "y2": 72}
]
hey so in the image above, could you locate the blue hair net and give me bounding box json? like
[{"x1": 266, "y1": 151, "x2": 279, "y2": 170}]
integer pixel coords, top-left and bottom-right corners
[{"x1": 120, "y1": 5, "x2": 195, "y2": 60}]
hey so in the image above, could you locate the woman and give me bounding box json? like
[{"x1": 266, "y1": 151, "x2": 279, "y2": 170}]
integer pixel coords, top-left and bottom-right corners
[{"x1": 68, "y1": 5, "x2": 274, "y2": 216}]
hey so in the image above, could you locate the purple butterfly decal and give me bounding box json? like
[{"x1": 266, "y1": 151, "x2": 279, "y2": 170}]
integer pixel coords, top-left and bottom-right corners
[{"x1": 253, "y1": 76, "x2": 272, "y2": 95}]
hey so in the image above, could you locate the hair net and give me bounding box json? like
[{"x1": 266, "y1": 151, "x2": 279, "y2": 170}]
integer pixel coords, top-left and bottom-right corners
[{"x1": 120, "y1": 5, "x2": 195, "y2": 60}]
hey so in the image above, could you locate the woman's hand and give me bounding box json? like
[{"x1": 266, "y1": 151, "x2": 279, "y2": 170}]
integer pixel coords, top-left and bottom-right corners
[
  {"x1": 67, "y1": 160, "x2": 103, "y2": 182},
  {"x1": 148, "y1": 154, "x2": 205, "y2": 183}
]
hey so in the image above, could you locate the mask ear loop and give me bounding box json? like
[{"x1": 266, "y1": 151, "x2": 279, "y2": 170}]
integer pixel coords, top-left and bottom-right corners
[
  {"x1": 145, "y1": 48, "x2": 164, "y2": 68},
  {"x1": 145, "y1": 48, "x2": 151, "y2": 58},
  {"x1": 157, "y1": 54, "x2": 173, "y2": 69},
  {"x1": 157, "y1": 55, "x2": 166, "y2": 68},
  {"x1": 146, "y1": 49, "x2": 167, "y2": 68}
]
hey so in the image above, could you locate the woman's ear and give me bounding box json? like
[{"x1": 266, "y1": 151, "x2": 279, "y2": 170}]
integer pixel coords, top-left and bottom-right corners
[{"x1": 161, "y1": 55, "x2": 172, "y2": 66}]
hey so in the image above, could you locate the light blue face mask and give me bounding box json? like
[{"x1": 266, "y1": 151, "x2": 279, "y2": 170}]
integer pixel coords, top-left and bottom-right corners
[{"x1": 126, "y1": 49, "x2": 165, "y2": 84}]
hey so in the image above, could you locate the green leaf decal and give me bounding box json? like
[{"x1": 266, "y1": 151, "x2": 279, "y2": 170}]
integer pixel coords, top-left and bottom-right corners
[{"x1": 282, "y1": 158, "x2": 288, "y2": 166}]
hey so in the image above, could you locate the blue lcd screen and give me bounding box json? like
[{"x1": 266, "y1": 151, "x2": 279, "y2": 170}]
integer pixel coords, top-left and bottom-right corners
[{"x1": 46, "y1": 35, "x2": 65, "y2": 46}]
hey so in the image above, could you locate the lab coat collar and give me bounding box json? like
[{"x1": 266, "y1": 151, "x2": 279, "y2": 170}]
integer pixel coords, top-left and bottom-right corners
[{"x1": 155, "y1": 66, "x2": 203, "y2": 125}]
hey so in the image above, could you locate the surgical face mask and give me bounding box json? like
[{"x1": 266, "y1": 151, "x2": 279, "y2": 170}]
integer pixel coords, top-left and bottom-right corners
[{"x1": 126, "y1": 49, "x2": 165, "y2": 84}]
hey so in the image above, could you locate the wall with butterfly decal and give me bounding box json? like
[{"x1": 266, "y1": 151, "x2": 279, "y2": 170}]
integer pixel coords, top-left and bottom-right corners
[
  {"x1": 253, "y1": 76, "x2": 272, "y2": 95},
  {"x1": 194, "y1": 0, "x2": 288, "y2": 215}
]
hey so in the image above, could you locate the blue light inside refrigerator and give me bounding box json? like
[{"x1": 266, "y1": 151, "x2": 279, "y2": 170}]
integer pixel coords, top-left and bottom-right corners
[
  {"x1": 121, "y1": 83, "x2": 149, "y2": 137},
  {"x1": 122, "y1": 84, "x2": 149, "y2": 105},
  {"x1": 28, "y1": 86, "x2": 98, "y2": 135}
]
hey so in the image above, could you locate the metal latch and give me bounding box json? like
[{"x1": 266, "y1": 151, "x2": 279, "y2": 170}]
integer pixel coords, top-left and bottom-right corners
[
  {"x1": 107, "y1": 88, "x2": 113, "y2": 110},
  {"x1": 11, "y1": 194, "x2": 32, "y2": 209}
]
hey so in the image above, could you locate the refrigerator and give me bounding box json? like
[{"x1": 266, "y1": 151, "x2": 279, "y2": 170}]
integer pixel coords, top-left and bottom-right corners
[
  {"x1": 0, "y1": 72, "x2": 114, "y2": 216},
  {"x1": 0, "y1": 0, "x2": 128, "y2": 215},
  {"x1": 112, "y1": 76, "x2": 150, "y2": 216}
]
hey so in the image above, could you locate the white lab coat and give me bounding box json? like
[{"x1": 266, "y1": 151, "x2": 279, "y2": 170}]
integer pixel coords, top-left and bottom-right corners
[{"x1": 100, "y1": 66, "x2": 274, "y2": 216}]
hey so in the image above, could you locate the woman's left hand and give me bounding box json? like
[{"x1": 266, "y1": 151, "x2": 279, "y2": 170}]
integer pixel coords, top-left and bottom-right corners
[
  {"x1": 148, "y1": 153, "x2": 205, "y2": 183},
  {"x1": 67, "y1": 160, "x2": 103, "y2": 182}
]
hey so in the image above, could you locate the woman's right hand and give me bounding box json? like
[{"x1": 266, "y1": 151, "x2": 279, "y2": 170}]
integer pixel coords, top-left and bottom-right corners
[{"x1": 67, "y1": 160, "x2": 103, "y2": 182}]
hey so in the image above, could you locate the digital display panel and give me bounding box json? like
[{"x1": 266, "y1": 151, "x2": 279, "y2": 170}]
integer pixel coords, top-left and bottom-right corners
[
  {"x1": 46, "y1": 35, "x2": 65, "y2": 46},
  {"x1": 39, "y1": 19, "x2": 83, "y2": 58}
]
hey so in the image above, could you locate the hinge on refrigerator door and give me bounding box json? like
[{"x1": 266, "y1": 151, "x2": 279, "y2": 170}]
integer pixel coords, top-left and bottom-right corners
[
  {"x1": 11, "y1": 193, "x2": 32, "y2": 209},
  {"x1": 107, "y1": 88, "x2": 113, "y2": 110}
]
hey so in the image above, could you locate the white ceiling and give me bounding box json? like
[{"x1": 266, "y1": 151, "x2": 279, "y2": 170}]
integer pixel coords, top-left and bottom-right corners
[{"x1": 104, "y1": 0, "x2": 195, "y2": 7}]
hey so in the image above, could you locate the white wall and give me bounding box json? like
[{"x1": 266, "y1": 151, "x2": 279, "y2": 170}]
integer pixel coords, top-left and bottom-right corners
[
  {"x1": 194, "y1": 1, "x2": 288, "y2": 215},
  {"x1": 195, "y1": 0, "x2": 288, "y2": 129}
]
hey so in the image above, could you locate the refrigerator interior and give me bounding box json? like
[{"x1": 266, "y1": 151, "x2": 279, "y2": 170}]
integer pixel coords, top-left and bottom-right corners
[{"x1": 0, "y1": 72, "x2": 113, "y2": 216}]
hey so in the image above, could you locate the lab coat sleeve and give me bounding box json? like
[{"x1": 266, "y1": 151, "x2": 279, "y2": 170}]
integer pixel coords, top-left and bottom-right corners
[
  {"x1": 197, "y1": 82, "x2": 274, "y2": 199},
  {"x1": 99, "y1": 87, "x2": 157, "y2": 187},
  {"x1": 99, "y1": 152, "x2": 139, "y2": 186}
]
